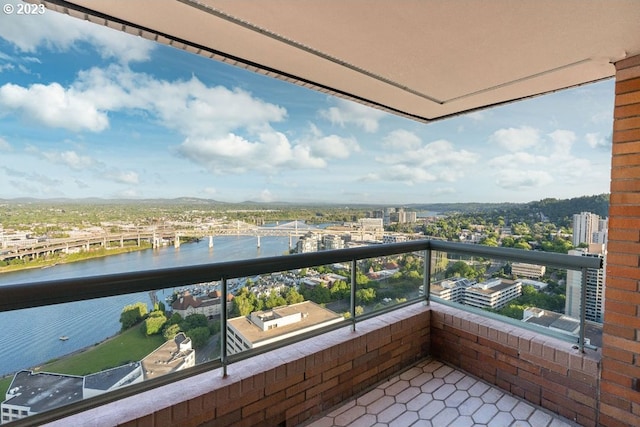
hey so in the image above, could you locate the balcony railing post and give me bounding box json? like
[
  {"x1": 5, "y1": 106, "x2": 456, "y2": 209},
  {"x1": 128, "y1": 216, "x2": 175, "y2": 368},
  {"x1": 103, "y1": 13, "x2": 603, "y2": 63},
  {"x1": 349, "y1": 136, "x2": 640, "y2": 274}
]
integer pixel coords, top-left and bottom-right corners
[
  {"x1": 423, "y1": 249, "x2": 431, "y2": 305},
  {"x1": 221, "y1": 277, "x2": 228, "y2": 377},
  {"x1": 579, "y1": 267, "x2": 587, "y2": 353},
  {"x1": 350, "y1": 259, "x2": 356, "y2": 332}
]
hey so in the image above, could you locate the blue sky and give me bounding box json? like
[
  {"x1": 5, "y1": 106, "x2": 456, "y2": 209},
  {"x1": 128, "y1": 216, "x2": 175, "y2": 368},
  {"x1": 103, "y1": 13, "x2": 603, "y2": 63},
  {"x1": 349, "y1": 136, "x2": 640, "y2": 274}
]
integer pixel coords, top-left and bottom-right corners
[{"x1": 0, "y1": 10, "x2": 614, "y2": 205}]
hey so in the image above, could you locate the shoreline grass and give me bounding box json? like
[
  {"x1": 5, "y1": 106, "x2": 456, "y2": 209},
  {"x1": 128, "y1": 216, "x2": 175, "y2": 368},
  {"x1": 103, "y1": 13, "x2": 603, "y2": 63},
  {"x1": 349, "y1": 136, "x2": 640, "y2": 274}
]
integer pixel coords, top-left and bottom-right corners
[
  {"x1": 0, "y1": 243, "x2": 151, "y2": 275},
  {"x1": 0, "y1": 324, "x2": 165, "y2": 398}
]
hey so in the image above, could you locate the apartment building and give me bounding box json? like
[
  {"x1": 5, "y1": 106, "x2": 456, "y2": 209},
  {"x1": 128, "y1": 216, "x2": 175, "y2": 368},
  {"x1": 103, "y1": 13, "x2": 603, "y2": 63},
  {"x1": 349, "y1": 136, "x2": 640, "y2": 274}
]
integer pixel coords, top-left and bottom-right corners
[
  {"x1": 566, "y1": 244, "x2": 607, "y2": 323},
  {"x1": 429, "y1": 277, "x2": 475, "y2": 303},
  {"x1": 226, "y1": 301, "x2": 343, "y2": 355},
  {"x1": 511, "y1": 262, "x2": 546, "y2": 279},
  {"x1": 463, "y1": 278, "x2": 523, "y2": 310}
]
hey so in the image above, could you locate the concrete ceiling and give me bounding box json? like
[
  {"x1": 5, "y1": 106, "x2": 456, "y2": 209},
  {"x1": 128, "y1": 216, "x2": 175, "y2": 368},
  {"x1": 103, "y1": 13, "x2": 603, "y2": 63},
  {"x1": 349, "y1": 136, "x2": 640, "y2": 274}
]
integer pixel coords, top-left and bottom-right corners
[{"x1": 41, "y1": 0, "x2": 640, "y2": 123}]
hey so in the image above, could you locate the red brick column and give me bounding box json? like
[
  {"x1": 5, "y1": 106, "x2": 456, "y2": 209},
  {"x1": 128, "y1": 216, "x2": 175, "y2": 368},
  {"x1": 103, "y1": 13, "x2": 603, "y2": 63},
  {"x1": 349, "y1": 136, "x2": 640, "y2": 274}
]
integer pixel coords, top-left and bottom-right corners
[{"x1": 601, "y1": 53, "x2": 640, "y2": 427}]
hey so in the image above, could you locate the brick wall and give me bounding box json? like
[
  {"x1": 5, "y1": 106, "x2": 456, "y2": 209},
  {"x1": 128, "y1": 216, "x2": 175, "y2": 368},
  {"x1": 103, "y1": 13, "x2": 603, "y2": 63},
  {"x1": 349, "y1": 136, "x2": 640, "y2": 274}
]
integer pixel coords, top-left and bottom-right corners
[
  {"x1": 44, "y1": 303, "x2": 430, "y2": 427},
  {"x1": 430, "y1": 303, "x2": 600, "y2": 427},
  {"x1": 600, "y1": 53, "x2": 640, "y2": 427}
]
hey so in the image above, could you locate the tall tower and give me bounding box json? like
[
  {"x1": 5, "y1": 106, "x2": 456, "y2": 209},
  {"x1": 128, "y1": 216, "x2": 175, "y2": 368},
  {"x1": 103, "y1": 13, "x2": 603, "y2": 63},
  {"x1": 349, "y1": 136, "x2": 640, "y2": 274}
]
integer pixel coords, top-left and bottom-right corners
[
  {"x1": 572, "y1": 212, "x2": 600, "y2": 247},
  {"x1": 565, "y1": 244, "x2": 606, "y2": 323}
]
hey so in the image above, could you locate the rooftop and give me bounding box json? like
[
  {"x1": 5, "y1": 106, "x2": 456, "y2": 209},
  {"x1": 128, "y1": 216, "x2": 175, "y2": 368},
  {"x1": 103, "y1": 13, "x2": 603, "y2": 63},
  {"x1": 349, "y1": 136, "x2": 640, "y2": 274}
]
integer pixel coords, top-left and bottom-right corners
[
  {"x1": 228, "y1": 300, "x2": 343, "y2": 345},
  {"x1": 4, "y1": 371, "x2": 83, "y2": 414}
]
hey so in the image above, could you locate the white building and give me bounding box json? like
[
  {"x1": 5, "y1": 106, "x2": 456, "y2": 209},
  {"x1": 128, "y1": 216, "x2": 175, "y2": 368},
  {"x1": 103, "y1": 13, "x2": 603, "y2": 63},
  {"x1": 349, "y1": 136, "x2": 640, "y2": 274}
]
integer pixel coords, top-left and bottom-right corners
[
  {"x1": 226, "y1": 301, "x2": 343, "y2": 355},
  {"x1": 323, "y1": 234, "x2": 344, "y2": 250},
  {"x1": 566, "y1": 244, "x2": 606, "y2": 323},
  {"x1": 511, "y1": 262, "x2": 546, "y2": 279},
  {"x1": 430, "y1": 278, "x2": 475, "y2": 303},
  {"x1": 463, "y1": 278, "x2": 522, "y2": 310},
  {"x1": 296, "y1": 232, "x2": 321, "y2": 253},
  {"x1": 572, "y1": 212, "x2": 604, "y2": 247}
]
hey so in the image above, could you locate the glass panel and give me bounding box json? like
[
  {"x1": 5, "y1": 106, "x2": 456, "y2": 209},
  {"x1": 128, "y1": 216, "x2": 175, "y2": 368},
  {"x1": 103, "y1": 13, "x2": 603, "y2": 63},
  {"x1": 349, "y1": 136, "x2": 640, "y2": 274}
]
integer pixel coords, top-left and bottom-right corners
[
  {"x1": 225, "y1": 268, "x2": 347, "y2": 356},
  {"x1": 0, "y1": 286, "x2": 217, "y2": 420},
  {"x1": 429, "y1": 250, "x2": 604, "y2": 349},
  {"x1": 354, "y1": 253, "x2": 424, "y2": 317}
]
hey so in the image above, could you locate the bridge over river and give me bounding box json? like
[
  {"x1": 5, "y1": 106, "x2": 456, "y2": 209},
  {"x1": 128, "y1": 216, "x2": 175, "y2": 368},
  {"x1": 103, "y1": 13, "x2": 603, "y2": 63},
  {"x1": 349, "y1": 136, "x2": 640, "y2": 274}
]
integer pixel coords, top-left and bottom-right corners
[{"x1": 0, "y1": 221, "x2": 371, "y2": 262}]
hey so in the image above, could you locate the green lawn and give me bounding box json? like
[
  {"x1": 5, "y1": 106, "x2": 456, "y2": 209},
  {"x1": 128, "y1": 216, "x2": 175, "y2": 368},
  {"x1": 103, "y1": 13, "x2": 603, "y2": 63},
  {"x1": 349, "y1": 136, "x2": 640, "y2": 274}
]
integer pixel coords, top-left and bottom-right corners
[
  {"x1": 0, "y1": 376, "x2": 12, "y2": 400},
  {"x1": 0, "y1": 325, "x2": 165, "y2": 399},
  {"x1": 37, "y1": 325, "x2": 165, "y2": 376}
]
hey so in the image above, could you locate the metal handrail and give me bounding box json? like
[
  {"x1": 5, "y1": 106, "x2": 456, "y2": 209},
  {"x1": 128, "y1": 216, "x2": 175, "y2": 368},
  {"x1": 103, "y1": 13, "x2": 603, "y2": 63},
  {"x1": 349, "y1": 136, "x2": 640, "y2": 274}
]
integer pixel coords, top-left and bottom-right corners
[
  {"x1": 0, "y1": 240, "x2": 601, "y2": 313},
  {"x1": 0, "y1": 239, "x2": 603, "y2": 426}
]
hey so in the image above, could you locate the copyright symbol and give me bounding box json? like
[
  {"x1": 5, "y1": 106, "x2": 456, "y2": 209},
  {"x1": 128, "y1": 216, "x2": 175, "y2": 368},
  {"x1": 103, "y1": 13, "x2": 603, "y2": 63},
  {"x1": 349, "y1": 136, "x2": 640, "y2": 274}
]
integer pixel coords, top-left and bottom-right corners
[{"x1": 3, "y1": 4, "x2": 14, "y2": 14}]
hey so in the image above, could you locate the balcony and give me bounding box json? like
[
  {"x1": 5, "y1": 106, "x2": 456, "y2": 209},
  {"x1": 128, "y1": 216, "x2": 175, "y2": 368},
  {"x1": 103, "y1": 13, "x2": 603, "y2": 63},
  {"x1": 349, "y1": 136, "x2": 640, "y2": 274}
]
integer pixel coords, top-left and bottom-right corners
[{"x1": 1, "y1": 240, "x2": 602, "y2": 426}]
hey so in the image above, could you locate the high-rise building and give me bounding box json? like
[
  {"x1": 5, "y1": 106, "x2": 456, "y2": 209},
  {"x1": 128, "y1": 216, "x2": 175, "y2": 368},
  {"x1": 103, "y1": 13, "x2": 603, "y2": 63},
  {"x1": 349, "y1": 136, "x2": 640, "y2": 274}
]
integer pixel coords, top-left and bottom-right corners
[
  {"x1": 566, "y1": 244, "x2": 606, "y2": 323},
  {"x1": 572, "y1": 212, "x2": 602, "y2": 247}
]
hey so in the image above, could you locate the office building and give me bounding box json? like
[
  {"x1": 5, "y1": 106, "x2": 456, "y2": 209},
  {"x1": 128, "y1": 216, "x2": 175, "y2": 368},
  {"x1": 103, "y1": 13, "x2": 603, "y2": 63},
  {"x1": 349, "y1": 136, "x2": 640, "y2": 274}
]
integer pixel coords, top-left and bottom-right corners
[
  {"x1": 463, "y1": 278, "x2": 522, "y2": 310},
  {"x1": 226, "y1": 301, "x2": 343, "y2": 355},
  {"x1": 566, "y1": 244, "x2": 606, "y2": 323},
  {"x1": 511, "y1": 262, "x2": 546, "y2": 279}
]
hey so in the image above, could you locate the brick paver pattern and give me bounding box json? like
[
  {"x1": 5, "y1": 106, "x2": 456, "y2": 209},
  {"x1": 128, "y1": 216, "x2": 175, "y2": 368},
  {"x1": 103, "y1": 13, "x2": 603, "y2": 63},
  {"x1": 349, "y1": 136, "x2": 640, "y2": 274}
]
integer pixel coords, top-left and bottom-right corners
[{"x1": 305, "y1": 359, "x2": 580, "y2": 427}]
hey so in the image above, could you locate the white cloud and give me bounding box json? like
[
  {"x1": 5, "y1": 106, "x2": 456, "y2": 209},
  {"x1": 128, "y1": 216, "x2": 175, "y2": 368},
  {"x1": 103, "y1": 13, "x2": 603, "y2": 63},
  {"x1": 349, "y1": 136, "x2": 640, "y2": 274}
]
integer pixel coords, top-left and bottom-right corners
[
  {"x1": 307, "y1": 135, "x2": 360, "y2": 160},
  {"x1": 178, "y1": 131, "x2": 327, "y2": 175},
  {"x1": 466, "y1": 111, "x2": 486, "y2": 122},
  {"x1": 591, "y1": 110, "x2": 612, "y2": 124},
  {"x1": 383, "y1": 129, "x2": 422, "y2": 150},
  {"x1": 373, "y1": 133, "x2": 478, "y2": 185},
  {"x1": 0, "y1": 11, "x2": 154, "y2": 63},
  {"x1": 42, "y1": 150, "x2": 94, "y2": 170},
  {"x1": 586, "y1": 132, "x2": 611, "y2": 149},
  {"x1": 495, "y1": 170, "x2": 554, "y2": 190},
  {"x1": 108, "y1": 170, "x2": 139, "y2": 185},
  {"x1": 488, "y1": 128, "x2": 601, "y2": 192},
  {"x1": 489, "y1": 152, "x2": 548, "y2": 168},
  {"x1": 0, "y1": 137, "x2": 10, "y2": 151},
  {"x1": 0, "y1": 83, "x2": 109, "y2": 132},
  {"x1": 489, "y1": 126, "x2": 541, "y2": 152},
  {"x1": 378, "y1": 138, "x2": 478, "y2": 168},
  {"x1": 548, "y1": 130, "x2": 576, "y2": 156},
  {"x1": 73, "y1": 65, "x2": 287, "y2": 137},
  {"x1": 320, "y1": 98, "x2": 386, "y2": 133},
  {"x1": 0, "y1": 65, "x2": 288, "y2": 139}
]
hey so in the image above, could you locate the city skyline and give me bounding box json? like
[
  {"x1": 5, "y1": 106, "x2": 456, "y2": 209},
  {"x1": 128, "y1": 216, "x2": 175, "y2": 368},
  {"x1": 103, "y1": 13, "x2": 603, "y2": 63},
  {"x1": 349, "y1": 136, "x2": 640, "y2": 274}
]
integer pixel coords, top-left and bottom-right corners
[{"x1": 0, "y1": 10, "x2": 614, "y2": 205}]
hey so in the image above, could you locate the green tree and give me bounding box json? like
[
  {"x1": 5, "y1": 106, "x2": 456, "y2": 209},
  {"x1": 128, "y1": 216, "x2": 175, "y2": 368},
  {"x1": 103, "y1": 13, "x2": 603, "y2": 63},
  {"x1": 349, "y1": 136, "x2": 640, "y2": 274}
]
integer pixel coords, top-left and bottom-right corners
[
  {"x1": 330, "y1": 280, "x2": 350, "y2": 300},
  {"x1": 180, "y1": 313, "x2": 208, "y2": 331},
  {"x1": 163, "y1": 323, "x2": 181, "y2": 341},
  {"x1": 120, "y1": 302, "x2": 148, "y2": 330},
  {"x1": 264, "y1": 289, "x2": 287, "y2": 309},
  {"x1": 186, "y1": 326, "x2": 211, "y2": 349},
  {"x1": 285, "y1": 287, "x2": 305, "y2": 305},
  {"x1": 166, "y1": 312, "x2": 182, "y2": 326},
  {"x1": 356, "y1": 288, "x2": 376, "y2": 305},
  {"x1": 144, "y1": 310, "x2": 167, "y2": 336},
  {"x1": 480, "y1": 236, "x2": 499, "y2": 247},
  {"x1": 233, "y1": 288, "x2": 257, "y2": 316}
]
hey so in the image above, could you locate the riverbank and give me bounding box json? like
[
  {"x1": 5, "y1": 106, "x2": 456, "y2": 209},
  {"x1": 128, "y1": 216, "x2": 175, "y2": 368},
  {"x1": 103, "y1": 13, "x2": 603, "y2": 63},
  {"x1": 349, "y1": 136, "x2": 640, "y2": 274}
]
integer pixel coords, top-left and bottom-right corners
[
  {"x1": 0, "y1": 324, "x2": 165, "y2": 398},
  {"x1": 0, "y1": 243, "x2": 152, "y2": 275}
]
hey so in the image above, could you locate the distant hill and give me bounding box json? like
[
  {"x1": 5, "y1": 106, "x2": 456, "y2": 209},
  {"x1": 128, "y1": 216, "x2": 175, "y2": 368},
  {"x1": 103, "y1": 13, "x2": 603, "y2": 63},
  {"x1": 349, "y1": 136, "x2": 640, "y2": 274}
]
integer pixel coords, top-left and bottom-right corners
[
  {"x1": 0, "y1": 194, "x2": 609, "y2": 225},
  {"x1": 520, "y1": 194, "x2": 610, "y2": 225},
  {"x1": 408, "y1": 194, "x2": 609, "y2": 227}
]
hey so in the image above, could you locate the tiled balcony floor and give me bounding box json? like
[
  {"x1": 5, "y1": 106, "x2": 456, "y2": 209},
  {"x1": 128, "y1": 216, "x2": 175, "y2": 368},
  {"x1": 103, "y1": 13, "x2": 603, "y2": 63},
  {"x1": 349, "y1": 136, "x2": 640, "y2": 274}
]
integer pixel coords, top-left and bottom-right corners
[{"x1": 305, "y1": 359, "x2": 580, "y2": 427}]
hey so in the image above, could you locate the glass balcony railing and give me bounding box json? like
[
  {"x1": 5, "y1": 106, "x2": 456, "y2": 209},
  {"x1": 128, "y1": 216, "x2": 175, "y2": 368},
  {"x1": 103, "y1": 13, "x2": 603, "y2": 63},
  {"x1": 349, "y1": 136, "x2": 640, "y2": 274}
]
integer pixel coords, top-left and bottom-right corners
[{"x1": 0, "y1": 240, "x2": 601, "y2": 426}]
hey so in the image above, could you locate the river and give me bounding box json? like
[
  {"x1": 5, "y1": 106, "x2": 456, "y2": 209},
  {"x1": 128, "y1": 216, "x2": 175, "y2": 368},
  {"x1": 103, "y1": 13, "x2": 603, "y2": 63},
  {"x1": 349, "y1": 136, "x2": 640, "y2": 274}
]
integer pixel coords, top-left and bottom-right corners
[{"x1": 0, "y1": 235, "x2": 292, "y2": 377}]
